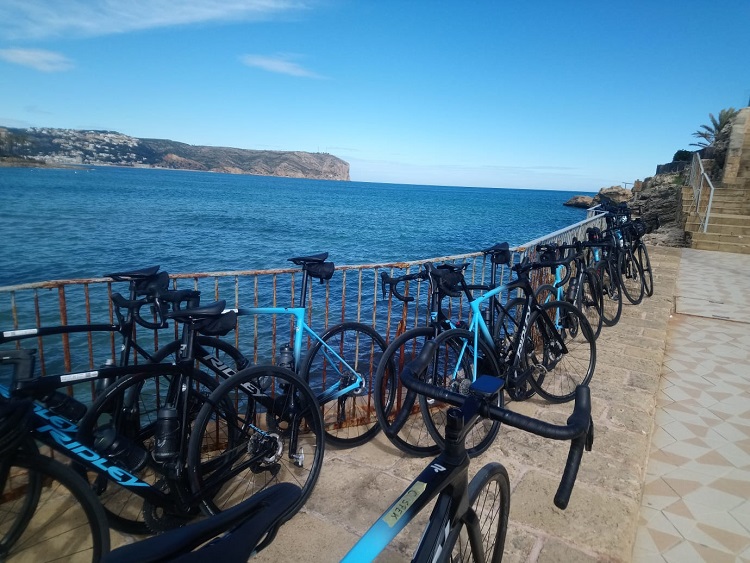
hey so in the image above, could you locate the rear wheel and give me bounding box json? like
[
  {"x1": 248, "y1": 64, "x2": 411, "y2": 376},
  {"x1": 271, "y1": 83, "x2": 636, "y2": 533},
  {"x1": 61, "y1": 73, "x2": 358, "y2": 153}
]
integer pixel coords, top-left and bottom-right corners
[
  {"x1": 418, "y1": 328, "x2": 502, "y2": 457},
  {"x1": 187, "y1": 365, "x2": 324, "y2": 520},
  {"x1": 598, "y1": 260, "x2": 622, "y2": 327},
  {"x1": 577, "y1": 269, "x2": 603, "y2": 340},
  {"x1": 526, "y1": 301, "x2": 596, "y2": 403},
  {"x1": 492, "y1": 298, "x2": 535, "y2": 401},
  {"x1": 618, "y1": 247, "x2": 645, "y2": 305},
  {"x1": 76, "y1": 369, "x2": 218, "y2": 534},
  {"x1": 374, "y1": 327, "x2": 440, "y2": 457},
  {"x1": 446, "y1": 462, "x2": 510, "y2": 563},
  {"x1": 301, "y1": 322, "x2": 388, "y2": 448}
]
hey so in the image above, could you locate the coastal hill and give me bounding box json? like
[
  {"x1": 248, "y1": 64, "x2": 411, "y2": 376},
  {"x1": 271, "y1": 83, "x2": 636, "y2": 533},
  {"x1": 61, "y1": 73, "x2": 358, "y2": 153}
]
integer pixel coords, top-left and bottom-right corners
[{"x1": 0, "y1": 127, "x2": 350, "y2": 181}]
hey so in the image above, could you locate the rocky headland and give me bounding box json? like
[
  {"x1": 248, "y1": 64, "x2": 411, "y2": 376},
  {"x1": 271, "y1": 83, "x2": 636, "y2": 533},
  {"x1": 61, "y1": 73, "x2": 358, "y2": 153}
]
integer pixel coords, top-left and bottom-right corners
[
  {"x1": 0, "y1": 127, "x2": 350, "y2": 181},
  {"x1": 565, "y1": 177, "x2": 686, "y2": 247}
]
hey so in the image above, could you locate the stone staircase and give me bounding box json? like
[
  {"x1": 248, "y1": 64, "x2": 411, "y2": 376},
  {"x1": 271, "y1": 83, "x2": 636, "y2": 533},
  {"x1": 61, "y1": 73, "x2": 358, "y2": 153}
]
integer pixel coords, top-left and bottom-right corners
[{"x1": 682, "y1": 107, "x2": 750, "y2": 255}]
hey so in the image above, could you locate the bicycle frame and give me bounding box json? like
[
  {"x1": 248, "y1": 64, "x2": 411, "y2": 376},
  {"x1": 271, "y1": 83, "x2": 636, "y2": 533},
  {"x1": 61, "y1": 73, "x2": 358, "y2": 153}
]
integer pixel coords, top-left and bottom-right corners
[{"x1": 242, "y1": 306, "x2": 364, "y2": 403}]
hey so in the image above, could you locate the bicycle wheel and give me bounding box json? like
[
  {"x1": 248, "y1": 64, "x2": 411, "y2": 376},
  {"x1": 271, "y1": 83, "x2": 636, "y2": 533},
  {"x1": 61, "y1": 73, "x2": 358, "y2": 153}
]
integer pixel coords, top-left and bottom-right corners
[
  {"x1": 577, "y1": 269, "x2": 603, "y2": 340},
  {"x1": 0, "y1": 452, "x2": 110, "y2": 562},
  {"x1": 525, "y1": 300, "x2": 596, "y2": 403},
  {"x1": 152, "y1": 335, "x2": 249, "y2": 379},
  {"x1": 187, "y1": 365, "x2": 324, "y2": 520},
  {"x1": 300, "y1": 322, "x2": 388, "y2": 448},
  {"x1": 492, "y1": 298, "x2": 535, "y2": 401},
  {"x1": 446, "y1": 462, "x2": 510, "y2": 563},
  {"x1": 419, "y1": 328, "x2": 502, "y2": 457},
  {"x1": 598, "y1": 259, "x2": 622, "y2": 327},
  {"x1": 618, "y1": 247, "x2": 645, "y2": 305},
  {"x1": 76, "y1": 368, "x2": 219, "y2": 534},
  {"x1": 373, "y1": 327, "x2": 440, "y2": 457},
  {"x1": 635, "y1": 241, "x2": 654, "y2": 297}
]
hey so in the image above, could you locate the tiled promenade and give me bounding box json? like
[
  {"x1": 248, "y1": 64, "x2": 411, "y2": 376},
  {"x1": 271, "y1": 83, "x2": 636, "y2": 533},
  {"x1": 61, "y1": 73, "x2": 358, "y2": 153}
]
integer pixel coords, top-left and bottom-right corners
[{"x1": 110, "y1": 246, "x2": 749, "y2": 561}]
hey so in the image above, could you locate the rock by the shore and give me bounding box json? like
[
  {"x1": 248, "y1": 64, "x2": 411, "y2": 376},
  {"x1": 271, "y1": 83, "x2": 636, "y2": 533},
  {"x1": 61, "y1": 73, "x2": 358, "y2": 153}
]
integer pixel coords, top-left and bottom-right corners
[
  {"x1": 593, "y1": 186, "x2": 632, "y2": 206},
  {"x1": 563, "y1": 195, "x2": 594, "y2": 208}
]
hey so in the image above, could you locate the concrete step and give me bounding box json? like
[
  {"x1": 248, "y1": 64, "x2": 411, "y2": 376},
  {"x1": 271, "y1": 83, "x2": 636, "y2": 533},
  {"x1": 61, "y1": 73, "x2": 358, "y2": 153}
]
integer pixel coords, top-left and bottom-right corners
[
  {"x1": 691, "y1": 238, "x2": 750, "y2": 254},
  {"x1": 685, "y1": 220, "x2": 750, "y2": 236},
  {"x1": 686, "y1": 212, "x2": 750, "y2": 228},
  {"x1": 689, "y1": 231, "x2": 750, "y2": 254}
]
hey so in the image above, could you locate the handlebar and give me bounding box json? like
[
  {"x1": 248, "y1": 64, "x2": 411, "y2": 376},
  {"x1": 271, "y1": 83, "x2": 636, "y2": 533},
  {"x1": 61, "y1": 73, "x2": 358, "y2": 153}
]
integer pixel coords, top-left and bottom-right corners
[
  {"x1": 111, "y1": 287, "x2": 201, "y2": 330},
  {"x1": 380, "y1": 270, "x2": 426, "y2": 302},
  {"x1": 400, "y1": 340, "x2": 593, "y2": 510}
]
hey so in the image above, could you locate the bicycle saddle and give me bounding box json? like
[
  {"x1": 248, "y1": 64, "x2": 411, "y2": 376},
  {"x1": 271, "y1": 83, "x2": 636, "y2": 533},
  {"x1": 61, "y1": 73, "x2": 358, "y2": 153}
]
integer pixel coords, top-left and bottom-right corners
[
  {"x1": 167, "y1": 300, "x2": 226, "y2": 322},
  {"x1": 103, "y1": 483, "x2": 302, "y2": 563},
  {"x1": 105, "y1": 265, "x2": 160, "y2": 282},
  {"x1": 288, "y1": 252, "x2": 328, "y2": 266}
]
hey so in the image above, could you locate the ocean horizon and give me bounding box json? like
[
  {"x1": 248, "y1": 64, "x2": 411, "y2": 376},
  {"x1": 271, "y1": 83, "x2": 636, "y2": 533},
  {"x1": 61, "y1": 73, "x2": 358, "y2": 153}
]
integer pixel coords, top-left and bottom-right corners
[{"x1": 0, "y1": 165, "x2": 595, "y2": 287}]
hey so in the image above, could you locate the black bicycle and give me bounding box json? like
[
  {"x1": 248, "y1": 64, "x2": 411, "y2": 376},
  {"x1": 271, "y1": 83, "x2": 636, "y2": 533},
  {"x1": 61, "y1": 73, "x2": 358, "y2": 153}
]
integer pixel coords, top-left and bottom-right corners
[
  {"x1": 346, "y1": 340, "x2": 593, "y2": 562},
  {"x1": 0, "y1": 299, "x2": 325, "y2": 537}
]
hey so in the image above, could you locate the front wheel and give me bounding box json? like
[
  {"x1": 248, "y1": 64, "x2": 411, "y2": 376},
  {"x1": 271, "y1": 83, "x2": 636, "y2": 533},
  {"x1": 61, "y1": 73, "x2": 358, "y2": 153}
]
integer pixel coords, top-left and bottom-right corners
[
  {"x1": 419, "y1": 328, "x2": 503, "y2": 457},
  {"x1": 187, "y1": 365, "x2": 324, "y2": 520},
  {"x1": 577, "y1": 269, "x2": 603, "y2": 340},
  {"x1": 525, "y1": 300, "x2": 596, "y2": 403},
  {"x1": 1, "y1": 452, "x2": 110, "y2": 562},
  {"x1": 618, "y1": 247, "x2": 645, "y2": 305},
  {"x1": 446, "y1": 462, "x2": 510, "y2": 563},
  {"x1": 374, "y1": 327, "x2": 440, "y2": 457},
  {"x1": 301, "y1": 322, "x2": 388, "y2": 448},
  {"x1": 635, "y1": 241, "x2": 654, "y2": 297},
  {"x1": 597, "y1": 260, "x2": 622, "y2": 327}
]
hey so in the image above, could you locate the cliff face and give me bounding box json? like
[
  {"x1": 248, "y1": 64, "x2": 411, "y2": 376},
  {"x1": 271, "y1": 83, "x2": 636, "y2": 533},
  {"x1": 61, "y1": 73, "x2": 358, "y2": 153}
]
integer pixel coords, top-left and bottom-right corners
[{"x1": 0, "y1": 127, "x2": 350, "y2": 181}]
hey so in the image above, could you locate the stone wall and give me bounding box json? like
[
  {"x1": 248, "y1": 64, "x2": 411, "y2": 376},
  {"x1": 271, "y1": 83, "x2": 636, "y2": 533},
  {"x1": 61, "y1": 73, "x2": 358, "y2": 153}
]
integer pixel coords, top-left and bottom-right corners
[{"x1": 722, "y1": 107, "x2": 750, "y2": 188}]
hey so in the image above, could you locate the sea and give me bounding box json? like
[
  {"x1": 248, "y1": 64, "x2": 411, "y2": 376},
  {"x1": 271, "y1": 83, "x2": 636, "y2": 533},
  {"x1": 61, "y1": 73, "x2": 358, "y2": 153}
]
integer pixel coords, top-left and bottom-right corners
[{"x1": 0, "y1": 166, "x2": 594, "y2": 288}]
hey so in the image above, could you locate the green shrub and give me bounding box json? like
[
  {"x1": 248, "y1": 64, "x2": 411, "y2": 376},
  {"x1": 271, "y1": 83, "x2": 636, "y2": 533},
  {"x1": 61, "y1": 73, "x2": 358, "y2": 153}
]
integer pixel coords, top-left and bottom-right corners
[{"x1": 673, "y1": 150, "x2": 693, "y2": 162}]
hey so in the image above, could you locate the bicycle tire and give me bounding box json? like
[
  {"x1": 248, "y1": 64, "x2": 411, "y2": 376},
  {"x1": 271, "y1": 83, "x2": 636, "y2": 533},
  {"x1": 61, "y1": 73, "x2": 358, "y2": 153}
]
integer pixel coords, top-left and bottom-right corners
[
  {"x1": 1, "y1": 451, "x2": 110, "y2": 562},
  {"x1": 76, "y1": 368, "x2": 219, "y2": 534},
  {"x1": 0, "y1": 442, "x2": 41, "y2": 555},
  {"x1": 597, "y1": 259, "x2": 622, "y2": 327},
  {"x1": 187, "y1": 365, "x2": 324, "y2": 520},
  {"x1": 373, "y1": 327, "x2": 440, "y2": 457},
  {"x1": 617, "y1": 247, "x2": 645, "y2": 305},
  {"x1": 635, "y1": 241, "x2": 654, "y2": 297},
  {"x1": 152, "y1": 335, "x2": 249, "y2": 377},
  {"x1": 525, "y1": 300, "x2": 596, "y2": 403},
  {"x1": 300, "y1": 322, "x2": 389, "y2": 448},
  {"x1": 446, "y1": 462, "x2": 510, "y2": 563},
  {"x1": 492, "y1": 298, "x2": 535, "y2": 401},
  {"x1": 418, "y1": 328, "x2": 502, "y2": 457},
  {"x1": 577, "y1": 269, "x2": 603, "y2": 340}
]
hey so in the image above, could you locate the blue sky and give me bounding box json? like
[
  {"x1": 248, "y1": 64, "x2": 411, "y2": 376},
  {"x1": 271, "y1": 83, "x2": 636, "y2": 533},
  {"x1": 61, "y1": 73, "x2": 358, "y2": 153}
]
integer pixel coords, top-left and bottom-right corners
[{"x1": 0, "y1": 1, "x2": 748, "y2": 191}]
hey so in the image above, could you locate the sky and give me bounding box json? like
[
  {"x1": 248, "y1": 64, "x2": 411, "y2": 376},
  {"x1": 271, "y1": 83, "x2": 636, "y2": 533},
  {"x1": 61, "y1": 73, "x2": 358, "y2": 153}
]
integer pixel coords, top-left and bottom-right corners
[{"x1": 0, "y1": 1, "x2": 748, "y2": 191}]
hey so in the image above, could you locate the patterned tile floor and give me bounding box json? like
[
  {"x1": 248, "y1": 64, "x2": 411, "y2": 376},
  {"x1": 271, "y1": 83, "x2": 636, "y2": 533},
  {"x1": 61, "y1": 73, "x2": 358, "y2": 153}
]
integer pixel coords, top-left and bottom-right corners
[{"x1": 634, "y1": 249, "x2": 750, "y2": 562}]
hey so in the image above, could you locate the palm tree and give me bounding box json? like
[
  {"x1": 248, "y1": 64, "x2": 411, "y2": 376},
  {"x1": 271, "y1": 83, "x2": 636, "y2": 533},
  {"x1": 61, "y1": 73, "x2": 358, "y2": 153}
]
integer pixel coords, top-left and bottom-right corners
[{"x1": 690, "y1": 108, "x2": 739, "y2": 148}]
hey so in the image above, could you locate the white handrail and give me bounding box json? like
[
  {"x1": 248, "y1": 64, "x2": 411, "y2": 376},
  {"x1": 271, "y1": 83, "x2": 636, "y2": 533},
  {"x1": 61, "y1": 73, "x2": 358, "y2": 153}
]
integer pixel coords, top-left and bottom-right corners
[{"x1": 688, "y1": 153, "x2": 715, "y2": 233}]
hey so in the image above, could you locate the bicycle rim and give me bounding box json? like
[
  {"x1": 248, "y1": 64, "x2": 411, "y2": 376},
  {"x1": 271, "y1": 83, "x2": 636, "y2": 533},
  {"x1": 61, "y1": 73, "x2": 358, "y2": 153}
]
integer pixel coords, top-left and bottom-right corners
[
  {"x1": 598, "y1": 261, "x2": 622, "y2": 327},
  {"x1": 447, "y1": 462, "x2": 510, "y2": 563},
  {"x1": 187, "y1": 365, "x2": 324, "y2": 520},
  {"x1": 578, "y1": 269, "x2": 602, "y2": 340},
  {"x1": 301, "y1": 322, "x2": 388, "y2": 448},
  {"x1": 1, "y1": 453, "x2": 110, "y2": 562},
  {"x1": 636, "y1": 242, "x2": 654, "y2": 297},
  {"x1": 418, "y1": 328, "x2": 502, "y2": 456},
  {"x1": 618, "y1": 248, "x2": 644, "y2": 305},
  {"x1": 76, "y1": 369, "x2": 217, "y2": 534},
  {"x1": 525, "y1": 301, "x2": 596, "y2": 403},
  {"x1": 374, "y1": 327, "x2": 440, "y2": 457}
]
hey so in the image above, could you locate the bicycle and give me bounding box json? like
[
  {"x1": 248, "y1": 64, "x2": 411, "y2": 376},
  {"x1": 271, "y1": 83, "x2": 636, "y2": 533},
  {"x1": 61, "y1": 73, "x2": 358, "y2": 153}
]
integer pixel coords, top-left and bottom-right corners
[
  {"x1": 600, "y1": 203, "x2": 645, "y2": 305},
  {"x1": 214, "y1": 252, "x2": 388, "y2": 448},
  {"x1": 374, "y1": 244, "x2": 512, "y2": 458},
  {"x1": 1, "y1": 299, "x2": 325, "y2": 536},
  {"x1": 344, "y1": 340, "x2": 594, "y2": 562},
  {"x1": 581, "y1": 226, "x2": 623, "y2": 327},
  {"x1": 534, "y1": 240, "x2": 603, "y2": 340},
  {"x1": 0, "y1": 365, "x2": 110, "y2": 562}
]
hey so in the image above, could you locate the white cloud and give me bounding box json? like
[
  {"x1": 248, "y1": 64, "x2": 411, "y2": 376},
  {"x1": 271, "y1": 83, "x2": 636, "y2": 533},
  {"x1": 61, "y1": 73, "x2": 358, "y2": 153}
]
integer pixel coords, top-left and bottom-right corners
[
  {"x1": 0, "y1": 0, "x2": 310, "y2": 40},
  {"x1": 0, "y1": 49, "x2": 74, "y2": 72},
  {"x1": 240, "y1": 54, "x2": 323, "y2": 78}
]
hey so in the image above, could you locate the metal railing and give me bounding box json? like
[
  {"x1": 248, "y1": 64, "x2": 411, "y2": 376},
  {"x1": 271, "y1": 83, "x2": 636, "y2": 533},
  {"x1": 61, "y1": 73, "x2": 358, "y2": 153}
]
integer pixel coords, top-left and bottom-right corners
[
  {"x1": 688, "y1": 152, "x2": 716, "y2": 233},
  {"x1": 0, "y1": 213, "x2": 607, "y2": 386}
]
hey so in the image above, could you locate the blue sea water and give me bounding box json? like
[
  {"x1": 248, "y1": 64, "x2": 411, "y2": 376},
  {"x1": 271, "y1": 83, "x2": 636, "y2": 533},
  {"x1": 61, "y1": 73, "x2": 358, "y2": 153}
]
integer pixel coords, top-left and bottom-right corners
[{"x1": 0, "y1": 166, "x2": 593, "y2": 287}]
